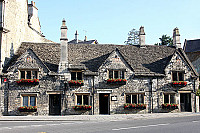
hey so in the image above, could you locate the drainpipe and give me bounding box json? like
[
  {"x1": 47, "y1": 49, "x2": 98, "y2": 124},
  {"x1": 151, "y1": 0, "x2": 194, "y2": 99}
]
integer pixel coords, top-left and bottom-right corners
[
  {"x1": 92, "y1": 76, "x2": 95, "y2": 115},
  {"x1": 150, "y1": 78, "x2": 153, "y2": 113},
  {"x1": 194, "y1": 78, "x2": 196, "y2": 113}
]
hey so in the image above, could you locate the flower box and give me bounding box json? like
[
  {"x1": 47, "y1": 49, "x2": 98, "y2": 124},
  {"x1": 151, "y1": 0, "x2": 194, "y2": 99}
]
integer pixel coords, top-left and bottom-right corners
[
  {"x1": 73, "y1": 105, "x2": 92, "y2": 111},
  {"x1": 171, "y1": 81, "x2": 187, "y2": 87},
  {"x1": 162, "y1": 103, "x2": 178, "y2": 110},
  {"x1": 68, "y1": 80, "x2": 84, "y2": 86},
  {"x1": 16, "y1": 79, "x2": 39, "y2": 86},
  {"x1": 107, "y1": 79, "x2": 127, "y2": 85},
  {"x1": 18, "y1": 106, "x2": 37, "y2": 112},
  {"x1": 124, "y1": 103, "x2": 146, "y2": 110}
]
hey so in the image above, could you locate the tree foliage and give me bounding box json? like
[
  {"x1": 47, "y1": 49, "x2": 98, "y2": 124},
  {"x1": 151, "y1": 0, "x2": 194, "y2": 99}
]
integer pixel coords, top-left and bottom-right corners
[
  {"x1": 124, "y1": 28, "x2": 139, "y2": 45},
  {"x1": 155, "y1": 35, "x2": 173, "y2": 46}
]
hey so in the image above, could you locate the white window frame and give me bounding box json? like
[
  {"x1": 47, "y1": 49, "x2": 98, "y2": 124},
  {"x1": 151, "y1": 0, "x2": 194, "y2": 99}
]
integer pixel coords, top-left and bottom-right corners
[
  {"x1": 18, "y1": 69, "x2": 39, "y2": 79},
  {"x1": 21, "y1": 94, "x2": 37, "y2": 106},
  {"x1": 125, "y1": 93, "x2": 145, "y2": 104},
  {"x1": 163, "y1": 93, "x2": 176, "y2": 104},
  {"x1": 75, "y1": 93, "x2": 90, "y2": 105}
]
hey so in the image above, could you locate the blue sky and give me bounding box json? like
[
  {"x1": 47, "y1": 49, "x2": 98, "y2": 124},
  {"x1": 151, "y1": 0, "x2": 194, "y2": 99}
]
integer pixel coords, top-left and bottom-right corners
[{"x1": 30, "y1": 0, "x2": 200, "y2": 47}]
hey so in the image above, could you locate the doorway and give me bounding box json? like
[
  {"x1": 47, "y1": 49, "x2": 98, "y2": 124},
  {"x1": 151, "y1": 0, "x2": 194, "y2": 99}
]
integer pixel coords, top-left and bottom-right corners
[
  {"x1": 99, "y1": 93, "x2": 110, "y2": 114},
  {"x1": 49, "y1": 94, "x2": 61, "y2": 115},
  {"x1": 180, "y1": 93, "x2": 191, "y2": 112}
]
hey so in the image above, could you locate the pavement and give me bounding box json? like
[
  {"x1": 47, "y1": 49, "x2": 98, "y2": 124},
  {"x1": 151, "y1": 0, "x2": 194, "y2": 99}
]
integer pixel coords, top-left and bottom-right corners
[{"x1": 0, "y1": 112, "x2": 200, "y2": 121}]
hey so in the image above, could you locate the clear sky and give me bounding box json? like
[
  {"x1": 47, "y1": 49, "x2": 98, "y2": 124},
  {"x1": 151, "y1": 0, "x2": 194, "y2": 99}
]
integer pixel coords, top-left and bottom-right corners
[{"x1": 29, "y1": 0, "x2": 200, "y2": 47}]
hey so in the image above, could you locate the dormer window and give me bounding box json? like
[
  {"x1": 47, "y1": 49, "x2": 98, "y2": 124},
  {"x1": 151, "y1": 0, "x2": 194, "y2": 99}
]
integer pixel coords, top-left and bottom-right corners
[
  {"x1": 19, "y1": 70, "x2": 39, "y2": 79},
  {"x1": 71, "y1": 71, "x2": 83, "y2": 80},
  {"x1": 172, "y1": 71, "x2": 184, "y2": 81},
  {"x1": 108, "y1": 70, "x2": 125, "y2": 79}
]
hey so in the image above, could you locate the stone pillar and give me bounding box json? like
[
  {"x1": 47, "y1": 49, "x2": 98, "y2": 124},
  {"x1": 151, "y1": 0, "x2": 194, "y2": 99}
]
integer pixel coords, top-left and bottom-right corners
[
  {"x1": 173, "y1": 27, "x2": 181, "y2": 49},
  {"x1": 139, "y1": 26, "x2": 145, "y2": 46}
]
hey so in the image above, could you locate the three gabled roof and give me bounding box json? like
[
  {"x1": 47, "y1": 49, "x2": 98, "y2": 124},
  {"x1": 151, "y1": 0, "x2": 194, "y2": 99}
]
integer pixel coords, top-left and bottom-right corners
[{"x1": 4, "y1": 42, "x2": 180, "y2": 77}]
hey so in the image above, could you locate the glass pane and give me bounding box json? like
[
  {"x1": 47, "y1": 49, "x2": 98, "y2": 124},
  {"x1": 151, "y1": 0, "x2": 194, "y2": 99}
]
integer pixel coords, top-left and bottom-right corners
[
  {"x1": 132, "y1": 95, "x2": 137, "y2": 104},
  {"x1": 170, "y1": 94, "x2": 175, "y2": 104},
  {"x1": 21, "y1": 71, "x2": 25, "y2": 79},
  {"x1": 172, "y1": 72, "x2": 177, "y2": 81},
  {"x1": 83, "y1": 95, "x2": 89, "y2": 105},
  {"x1": 77, "y1": 72, "x2": 82, "y2": 80},
  {"x1": 164, "y1": 94, "x2": 169, "y2": 103},
  {"x1": 23, "y1": 96, "x2": 28, "y2": 106},
  {"x1": 109, "y1": 71, "x2": 113, "y2": 79},
  {"x1": 138, "y1": 94, "x2": 144, "y2": 103},
  {"x1": 71, "y1": 72, "x2": 76, "y2": 80},
  {"x1": 120, "y1": 71, "x2": 125, "y2": 79},
  {"x1": 26, "y1": 71, "x2": 31, "y2": 79},
  {"x1": 126, "y1": 95, "x2": 131, "y2": 103},
  {"x1": 114, "y1": 71, "x2": 119, "y2": 79},
  {"x1": 30, "y1": 96, "x2": 36, "y2": 106},
  {"x1": 77, "y1": 95, "x2": 82, "y2": 105},
  {"x1": 179, "y1": 72, "x2": 183, "y2": 81},
  {"x1": 32, "y1": 71, "x2": 38, "y2": 79}
]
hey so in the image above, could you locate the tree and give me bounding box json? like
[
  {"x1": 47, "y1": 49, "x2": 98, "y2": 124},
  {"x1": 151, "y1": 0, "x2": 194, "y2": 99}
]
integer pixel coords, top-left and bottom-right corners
[
  {"x1": 155, "y1": 35, "x2": 173, "y2": 46},
  {"x1": 124, "y1": 28, "x2": 139, "y2": 45}
]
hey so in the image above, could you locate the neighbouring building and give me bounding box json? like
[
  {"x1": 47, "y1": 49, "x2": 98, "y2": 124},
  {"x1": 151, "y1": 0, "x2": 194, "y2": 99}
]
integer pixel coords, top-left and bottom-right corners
[
  {"x1": 0, "y1": 19, "x2": 199, "y2": 115},
  {"x1": 0, "y1": 0, "x2": 53, "y2": 73}
]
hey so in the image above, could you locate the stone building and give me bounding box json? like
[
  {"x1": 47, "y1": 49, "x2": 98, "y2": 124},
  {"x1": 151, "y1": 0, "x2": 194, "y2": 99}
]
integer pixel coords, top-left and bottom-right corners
[
  {"x1": 0, "y1": 19, "x2": 199, "y2": 116},
  {"x1": 0, "y1": 0, "x2": 52, "y2": 73}
]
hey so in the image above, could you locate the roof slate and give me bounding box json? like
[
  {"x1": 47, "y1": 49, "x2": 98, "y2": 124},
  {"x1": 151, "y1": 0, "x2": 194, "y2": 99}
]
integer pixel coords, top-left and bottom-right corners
[
  {"x1": 5, "y1": 42, "x2": 177, "y2": 76},
  {"x1": 184, "y1": 39, "x2": 200, "y2": 53}
]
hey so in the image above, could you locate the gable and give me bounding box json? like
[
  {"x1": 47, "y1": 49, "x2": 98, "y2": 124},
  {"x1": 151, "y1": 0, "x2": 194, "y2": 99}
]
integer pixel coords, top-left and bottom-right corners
[
  {"x1": 8, "y1": 49, "x2": 50, "y2": 73},
  {"x1": 99, "y1": 49, "x2": 132, "y2": 71}
]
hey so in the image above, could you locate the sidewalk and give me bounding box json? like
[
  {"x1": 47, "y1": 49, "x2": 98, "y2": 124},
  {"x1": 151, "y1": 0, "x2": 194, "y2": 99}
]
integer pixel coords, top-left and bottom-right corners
[{"x1": 0, "y1": 112, "x2": 200, "y2": 121}]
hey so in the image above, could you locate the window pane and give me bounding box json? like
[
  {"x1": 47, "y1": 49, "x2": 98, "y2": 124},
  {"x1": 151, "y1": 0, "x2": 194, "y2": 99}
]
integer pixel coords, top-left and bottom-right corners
[
  {"x1": 132, "y1": 95, "x2": 137, "y2": 104},
  {"x1": 23, "y1": 96, "x2": 28, "y2": 106},
  {"x1": 21, "y1": 71, "x2": 25, "y2": 79},
  {"x1": 179, "y1": 72, "x2": 183, "y2": 81},
  {"x1": 172, "y1": 72, "x2": 177, "y2": 81},
  {"x1": 71, "y1": 72, "x2": 76, "y2": 80},
  {"x1": 138, "y1": 94, "x2": 144, "y2": 104},
  {"x1": 30, "y1": 96, "x2": 36, "y2": 106},
  {"x1": 83, "y1": 95, "x2": 89, "y2": 105},
  {"x1": 32, "y1": 71, "x2": 38, "y2": 79},
  {"x1": 26, "y1": 71, "x2": 31, "y2": 79},
  {"x1": 114, "y1": 71, "x2": 119, "y2": 79},
  {"x1": 126, "y1": 95, "x2": 131, "y2": 103},
  {"x1": 120, "y1": 71, "x2": 125, "y2": 79},
  {"x1": 77, "y1": 95, "x2": 82, "y2": 105},
  {"x1": 77, "y1": 72, "x2": 82, "y2": 80},
  {"x1": 109, "y1": 71, "x2": 113, "y2": 79},
  {"x1": 164, "y1": 94, "x2": 169, "y2": 103},
  {"x1": 170, "y1": 94, "x2": 175, "y2": 104}
]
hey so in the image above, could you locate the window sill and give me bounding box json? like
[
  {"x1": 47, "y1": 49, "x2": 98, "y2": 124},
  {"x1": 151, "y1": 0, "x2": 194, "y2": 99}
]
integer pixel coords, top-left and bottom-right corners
[
  {"x1": 68, "y1": 80, "x2": 84, "y2": 86},
  {"x1": 107, "y1": 79, "x2": 127, "y2": 85},
  {"x1": 16, "y1": 79, "x2": 39, "y2": 86}
]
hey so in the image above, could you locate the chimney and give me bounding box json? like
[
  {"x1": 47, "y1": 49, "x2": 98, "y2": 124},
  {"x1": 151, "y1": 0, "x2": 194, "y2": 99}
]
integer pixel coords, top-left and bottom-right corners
[
  {"x1": 75, "y1": 30, "x2": 79, "y2": 43},
  {"x1": 173, "y1": 27, "x2": 181, "y2": 49},
  {"x1": 139, "y1": 26, "x2": 145, "y2": 45},
  {"x1": 59, "y1": 19, "x2": 69, "y2": 74},
  {"x1": 84, "y1": 36, "x2": 87, "y2": 42}
]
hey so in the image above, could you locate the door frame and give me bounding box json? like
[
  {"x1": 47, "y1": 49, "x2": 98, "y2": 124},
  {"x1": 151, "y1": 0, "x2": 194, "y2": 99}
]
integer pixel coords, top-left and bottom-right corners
[
  {"x1": 99, "y1": 93, "x2": 110, "y2": 115},
  {"x1": 49, "y1": 94, "x2": 61, "y2": 115},
  {"x1": 179, "y1": 92, "x2": 192, "y2": 112}
]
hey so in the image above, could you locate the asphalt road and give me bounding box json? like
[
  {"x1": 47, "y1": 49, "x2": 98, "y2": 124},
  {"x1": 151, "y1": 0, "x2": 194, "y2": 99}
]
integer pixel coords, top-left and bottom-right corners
[{"x1": 0, "y1": 115, "x2": 200, "y2": 133}]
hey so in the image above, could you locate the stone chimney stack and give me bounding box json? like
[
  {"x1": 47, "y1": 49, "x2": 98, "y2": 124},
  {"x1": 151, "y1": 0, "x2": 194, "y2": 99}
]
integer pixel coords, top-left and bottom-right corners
[
  {"x1": 59, "y1": 19, "x2": 69, "y2": 74},
  {"x1": 75, "y1": 30, "x2": 79, "y2": 43},
  {"x1": 139, "y1": 26, "x2": 145, "y2": 45},
  {"x1": 173, "y1": 27, "x2": 181, "y2": 48}
]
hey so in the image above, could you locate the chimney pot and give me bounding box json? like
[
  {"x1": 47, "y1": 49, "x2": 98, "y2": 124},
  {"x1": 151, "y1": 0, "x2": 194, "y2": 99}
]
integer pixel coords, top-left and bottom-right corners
[{"x1": 139, "y1": 26, "x2": 145, "y2": 45}]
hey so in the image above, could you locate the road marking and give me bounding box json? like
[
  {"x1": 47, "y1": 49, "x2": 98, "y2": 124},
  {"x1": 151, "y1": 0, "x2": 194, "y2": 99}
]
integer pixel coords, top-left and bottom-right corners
[
  {"x1": 46, "y1": 124, "x2": 61, "y2": 126},
  {"x1": 13, "y1": 126, "x2": 28, "y2": 128},
  {"x1": 112, "y1": 123, "x2": 170, "y2": 131},
  {"x1": 192, "y1": 121, "x2": 200, "y2": 123},
  {"x1": 0, "y1": 127, "x2": 12, "y2": 130},
  {"x1": 31, "y1": 125, "x2": 44, "y2": 127},
  {"x1": 61, "y1": 123, "x2": 75, "y2": 125}
]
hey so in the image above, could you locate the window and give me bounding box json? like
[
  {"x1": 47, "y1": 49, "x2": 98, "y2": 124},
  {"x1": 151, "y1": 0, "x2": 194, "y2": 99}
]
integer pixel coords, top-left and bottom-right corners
[
  {"x1": 108, "y1": 70, "x2": 125, "y2": 79},
  {"x1": 164, "y1": 94, "x2": 175, "y2": 104},
  {"x1": 71, "y1": 72, "x2": 82, "y2": 80},
  {"x1": 19, "y1": 70, "x2": 38, "y2": 79},
  {"x1": 76, "y1": 94, "x2": 89, "y2": 105},
  {"x1": 21, "y1": 95, "x2": 36, "y2": 106},
  {"x1": 126, "y1": 94, "x2": 144, "y2": 104},
  {"x1": 172, "y1": 71, "x2": 184, "y2": 81}
]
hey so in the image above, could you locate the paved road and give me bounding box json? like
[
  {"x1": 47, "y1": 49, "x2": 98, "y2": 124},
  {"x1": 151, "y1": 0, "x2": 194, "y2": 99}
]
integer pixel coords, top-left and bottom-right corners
[{"x1": 0, "y1": 115, "x2": 200, "y2": 133}]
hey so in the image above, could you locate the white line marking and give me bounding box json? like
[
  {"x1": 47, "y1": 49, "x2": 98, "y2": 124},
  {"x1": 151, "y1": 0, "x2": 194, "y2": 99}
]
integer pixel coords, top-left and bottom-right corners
[
  {"x1": 46, "y1": 124, "x2": 61, "y2": 126},
  {"x1": 192, "y1": 121, "x2": 199, "y2": 123},
  {"x1": 13, "y1": 126, "x2": 28, "y2": 129},
  {"x1": 61, "y1": 123, "x2": 75, "y2": 125},
  {"x1": 30, "y1": 125, "x2": 44, "y2": 127},
  {"x1": 112, "y1": 123, "x2": 170, "y2": 131}
]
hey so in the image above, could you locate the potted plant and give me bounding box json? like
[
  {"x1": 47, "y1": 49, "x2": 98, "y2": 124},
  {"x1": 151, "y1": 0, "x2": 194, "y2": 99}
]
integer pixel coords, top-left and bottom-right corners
[
  {"x1": 124, "y1": 103, "x2": 146, "y2": 110},
  {"x1": 68, "y1": 80, "x2": 84, "y2": 86},
  {"x1": 172, "y1": 81, "x2": 187, "y2": 87},
  {"x1": 18, "y1": 106, "x2": 37, "y2": 112},
  {"x1": 107, "y1": 78, "x2": 127, "y2": 85},
  {"x1": 16, "y1": 79, "x2": 39, "y2": 86},
  {"x1": 73, "y1": 105, "x2": 92, "y2": 111},
  {"x1": 162, "y1": 103, "x2": 178, "y2": 110}
]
